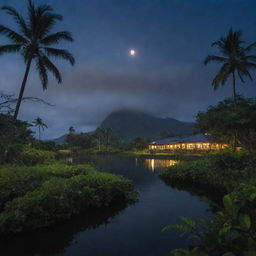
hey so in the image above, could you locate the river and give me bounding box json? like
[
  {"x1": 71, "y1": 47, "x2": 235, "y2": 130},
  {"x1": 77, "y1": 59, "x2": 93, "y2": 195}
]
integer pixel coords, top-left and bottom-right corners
[{"x1": 0, "y1": 155, "x2": 211, "y2": 256}]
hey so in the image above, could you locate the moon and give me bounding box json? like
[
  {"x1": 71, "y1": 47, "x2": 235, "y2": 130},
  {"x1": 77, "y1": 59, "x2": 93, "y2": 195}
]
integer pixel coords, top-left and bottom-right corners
[{"x1": 130, "y1": 49, "x2": 136, "y2": 56}]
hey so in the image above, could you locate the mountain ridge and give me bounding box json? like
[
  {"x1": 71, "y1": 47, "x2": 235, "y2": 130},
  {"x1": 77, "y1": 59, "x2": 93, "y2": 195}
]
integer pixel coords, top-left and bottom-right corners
[{"x1": 99, "y1": 109, "x2": 195, "y2": 142}]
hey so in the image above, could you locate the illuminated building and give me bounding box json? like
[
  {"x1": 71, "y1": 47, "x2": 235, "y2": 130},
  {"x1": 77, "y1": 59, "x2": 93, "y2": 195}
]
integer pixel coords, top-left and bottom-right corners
[{"x1": 148, "y1": 134, "x2": 227, "y2": 151}]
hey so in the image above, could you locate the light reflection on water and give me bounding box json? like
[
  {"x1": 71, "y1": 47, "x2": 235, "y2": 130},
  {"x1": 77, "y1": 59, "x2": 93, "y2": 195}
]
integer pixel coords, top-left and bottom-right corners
[{"x1": 139, "y1": 158, "x2": 179, "y2": 171}]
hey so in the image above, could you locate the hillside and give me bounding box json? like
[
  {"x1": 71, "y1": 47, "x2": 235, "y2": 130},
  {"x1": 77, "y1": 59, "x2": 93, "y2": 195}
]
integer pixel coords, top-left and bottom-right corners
[
  {"x1": 99, "y1": 109, "x2": 195, "y2": 142},
  {"x1": 51, "y1": 134, "x2": 67, "y2": 145}
]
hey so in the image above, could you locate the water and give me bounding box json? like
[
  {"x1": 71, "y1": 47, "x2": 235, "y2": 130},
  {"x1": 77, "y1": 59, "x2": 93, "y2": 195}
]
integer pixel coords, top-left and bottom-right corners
[{"x1": 0, "y1": 155, "x2": 211, "y2": 256}]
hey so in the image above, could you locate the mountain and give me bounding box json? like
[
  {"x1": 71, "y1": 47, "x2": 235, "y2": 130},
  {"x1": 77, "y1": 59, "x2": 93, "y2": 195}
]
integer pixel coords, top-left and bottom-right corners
[
  {"x1": 99, "y1": 109, "x2": 195, "y2": 142},
  {"x1": 51, "y1": 134, "x2": 67, "y2": 145}
]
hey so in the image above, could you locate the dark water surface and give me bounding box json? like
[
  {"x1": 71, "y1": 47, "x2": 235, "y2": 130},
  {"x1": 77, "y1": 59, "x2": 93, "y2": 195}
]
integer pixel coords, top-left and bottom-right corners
[{"x1": 0, "y1": 155, "x2": 211, "y2": 256}]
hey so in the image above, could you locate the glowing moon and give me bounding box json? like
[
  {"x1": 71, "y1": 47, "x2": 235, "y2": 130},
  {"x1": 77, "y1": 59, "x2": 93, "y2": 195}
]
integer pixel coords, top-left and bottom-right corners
[{"x1": 130, "y1": 49, "x2": 136, "y2": 56}]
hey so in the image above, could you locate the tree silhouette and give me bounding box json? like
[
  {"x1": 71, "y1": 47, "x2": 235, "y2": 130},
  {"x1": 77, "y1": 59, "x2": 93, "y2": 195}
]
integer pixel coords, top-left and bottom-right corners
[
  {"x1": 33, "y1": 117, "x2": 48, "y2": 140},
  {"x1": 204, "y1": 28, "x2": 256, "y2": 102},
  {"x1": 69, "y1": 126, "x2": 75, "y2": 134},
  {"x1": 0, "y1": 0, "x2": 75, "y2": 120}
]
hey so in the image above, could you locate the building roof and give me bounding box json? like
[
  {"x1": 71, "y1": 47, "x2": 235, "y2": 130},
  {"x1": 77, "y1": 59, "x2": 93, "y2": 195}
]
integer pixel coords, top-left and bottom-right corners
[{"x1": 149, "y1": 134, "x2": 217, "y2": 145}]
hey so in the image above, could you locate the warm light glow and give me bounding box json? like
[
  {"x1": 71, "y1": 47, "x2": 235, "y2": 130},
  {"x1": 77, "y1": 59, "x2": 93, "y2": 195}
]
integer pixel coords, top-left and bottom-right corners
[
  {"x1": 130, "y1": 49, "x2": 136, "y2": 56},
  {"x1": 149, "y1": 142, "x2": 229, "y2": 151},
  {"x1": 145, "y1": 158, "x2": 179, "y2": 172}
]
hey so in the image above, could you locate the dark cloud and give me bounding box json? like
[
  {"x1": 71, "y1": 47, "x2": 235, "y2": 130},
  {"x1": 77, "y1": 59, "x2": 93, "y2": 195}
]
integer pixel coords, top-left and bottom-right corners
[{"x1": 0, "y1": 0, "x2": 256, "y2": 139}]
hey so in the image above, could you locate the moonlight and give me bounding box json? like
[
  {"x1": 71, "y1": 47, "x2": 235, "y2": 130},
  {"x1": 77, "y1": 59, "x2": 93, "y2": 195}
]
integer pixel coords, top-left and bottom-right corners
[{"x1": 130, "y1": 49, "x2": 136, "y2": 56}]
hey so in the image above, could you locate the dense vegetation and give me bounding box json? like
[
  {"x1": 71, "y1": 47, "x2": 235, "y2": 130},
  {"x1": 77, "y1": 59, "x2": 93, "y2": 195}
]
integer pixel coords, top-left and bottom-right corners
[
  {"x1": 0, "y1": 163, "x2": 136, "y2": 234},
  {"x1": 197, "y1": 96, "x2": 256, "y2": 151},
  {"x1": 160, "y1": 151, "x2": 256, "y2": 255}
]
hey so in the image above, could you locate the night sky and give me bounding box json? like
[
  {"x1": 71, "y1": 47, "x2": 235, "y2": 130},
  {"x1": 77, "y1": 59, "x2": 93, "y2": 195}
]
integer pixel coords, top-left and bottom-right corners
[{"x1": 0, "y1": 0, "x2": 256, "y2": 139}]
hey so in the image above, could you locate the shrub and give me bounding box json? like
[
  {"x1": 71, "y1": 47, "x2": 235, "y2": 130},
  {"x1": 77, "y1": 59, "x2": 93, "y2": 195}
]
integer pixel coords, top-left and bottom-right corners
[
  {"x1": 0, "y1": 171, "x2": 136, "y2": 233},
  {"x1": 19, "y1": 148, "x2": 56, "y2": 165},
  {"x1": 160, "y1": 151, "x2": 256, "y2": 194},
  {"x1": 0, "y1": 163, "x2": 96, "y2": 210}
]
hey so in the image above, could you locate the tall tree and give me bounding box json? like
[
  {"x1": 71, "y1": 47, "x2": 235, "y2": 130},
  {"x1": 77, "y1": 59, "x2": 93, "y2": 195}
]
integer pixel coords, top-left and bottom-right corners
[
  {"x1": 0, "y1": 0, "x2": 75, "y2": 120},
  {"x1": 33, "y1": 117, "x2": 47, "y2": 141},
  {"x1": 204, "y1": 28, "x2": 256, "y2": 102}
]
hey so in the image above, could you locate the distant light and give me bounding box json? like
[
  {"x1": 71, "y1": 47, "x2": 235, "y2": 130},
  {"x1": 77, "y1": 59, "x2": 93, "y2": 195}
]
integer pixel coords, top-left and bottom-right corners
[{"x1": 130, "y1": 49, "x2": 136, "y2": 56}]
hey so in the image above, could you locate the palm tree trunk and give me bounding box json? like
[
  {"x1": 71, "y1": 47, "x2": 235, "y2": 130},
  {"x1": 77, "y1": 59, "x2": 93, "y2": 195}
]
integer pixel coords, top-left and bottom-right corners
[
  {"x1": 13, "y1": 57, "x2": 33, "y2": 120},
  {"x1": 232, "y1": 71, "x2": 237, "y2": 151},
  {"x1": 232, "y1": 70, "x2": 236, "y2": 104}
]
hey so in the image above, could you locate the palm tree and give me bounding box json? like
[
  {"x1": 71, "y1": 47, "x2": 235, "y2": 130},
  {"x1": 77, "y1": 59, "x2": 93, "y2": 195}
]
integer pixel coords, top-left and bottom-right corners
[
  {"x1": 33, "y1": 117, "x2": 48, "y2": 140},
  {"x1": 204, "y1": 28, "x2": 256, "y2": 103},
  {"x1": 0, "y1": 0, "x2": 75, "y2": 120},
  {"x1": 69, "y1": 126, "x2": 75, "y2": 134}
]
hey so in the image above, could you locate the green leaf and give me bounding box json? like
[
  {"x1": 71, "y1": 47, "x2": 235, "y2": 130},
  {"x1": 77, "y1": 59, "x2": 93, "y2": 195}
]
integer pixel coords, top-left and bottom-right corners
[
  {"x1": 223, "y1": 194, "x2": 237, "y2": 218},
  {"x1": 180, "y1": 216, "x2": 196, "y2": 228},
  {"x1": 249, "y1": 193, "x2": 256, "y2": 201},
  {"x1": 223, "y1": 195, "x2": 233, "y2": 212},
  {"x1": 238, "y1": 214, "x2": 251, "y2": 230},
  {"x1": 162, "y1": 224, "x2": 191, "y2": 232}
]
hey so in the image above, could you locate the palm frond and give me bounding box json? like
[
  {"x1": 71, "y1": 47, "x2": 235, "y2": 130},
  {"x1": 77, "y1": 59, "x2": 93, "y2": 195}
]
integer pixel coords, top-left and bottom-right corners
[
  {"x1": 237, "y1": 70, "x2": 245, "y2": 83},
  {"x1": 242, "y1": 55, "x2": 256, "y2": 62},
  {"x1": 43, "y1": 47, "x2": 75, "y2": 65},
  {"x1": 41, "y1": 54, "x2": 62, "y2": 83},
  {"x1": 0, "y1": 44, "x2": 22, "y2": 55},
  {"x1": 28, "y1": 0, "x2": 36, "y2": 34},
  {"x1": 237, "y1": 64, "x2": 253, "y2": 81},
  {"x1": 36, "y1": 4, "x2": 53, "y2": 16},
  {"x1": 0, "y1": 25, "x2": 28, "y2": 44},
  {"x1": 204, "y1": 55, "x2": 227, "y2": 65},
  {"x1": 40, "y1": 31, "x2": 73, "y2": 45},
  {"x1": 1, "y1": 6, "x2": 30, "y2": 38},
  {"x1": 212, "y1": 63, "x2": 231, "y2": 90},
  {"x1": 36, "y1": 56, "x2": 48, "y2": 90},
  {"x1": 244, "y1": 62, "x2": 256, "y2": 69},
  {"x1": 35, "y1": 13, "x2": 63, "y2": 39},
  {"x1": 244, "y1": 42, "x2": 256, "y2": 53}
]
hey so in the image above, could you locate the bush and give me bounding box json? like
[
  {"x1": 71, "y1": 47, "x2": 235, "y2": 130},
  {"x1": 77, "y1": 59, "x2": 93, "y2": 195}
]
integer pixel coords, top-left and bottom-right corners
[
  {"x1": 160, "y1": 151, "x2": 256, "y2": 194},
  {"x1": 19, "y1": 148, "x2": 56, "y2": 165},
  {"x1": 0, "y1": 171, "x2": 136, "y2": 233},
  {"x1": 0, "y1": 163, "x2": 96, "y2": 210}
]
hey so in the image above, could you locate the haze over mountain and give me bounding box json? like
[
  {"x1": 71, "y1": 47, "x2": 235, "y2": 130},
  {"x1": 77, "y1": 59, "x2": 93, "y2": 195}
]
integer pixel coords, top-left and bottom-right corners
[
  {"x1": 52, "y1": 109, "x2": 195, "y2": 144},
  {"x1": 99, "y1": 109, "x2": 195, "y2": 142}
]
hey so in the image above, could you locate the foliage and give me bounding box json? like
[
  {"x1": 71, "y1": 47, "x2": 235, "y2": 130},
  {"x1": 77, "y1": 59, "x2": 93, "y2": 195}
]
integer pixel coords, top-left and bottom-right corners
[
  {"x1": 204, "y1": 28, "x2": 256, "y2": 101},
  {"x1": 161, "y1": 151, "x2": 256, "y2": 255},
  {"x1": 32, "y1": 140, "x2": 58, "y2": 151},
  {"x1": 66, "y1": 128, "x2": 121, "y2": 152},
  {"x1": 126, "y1": 137, "x2": 150, "y2": 150},
  {"x1": 66, "y1": 133, "x2": 94, "y2": 149},
  {"x1": 0, "y1": 114, "x2": 33, "y2": 163},
  {"x1": 165, "y1": 185, "x2": 256, "y2": 255},
  {"x1": 18, "y1": 148, "x2": 56, "y2": 165},
  {"x1": 160, "y1": 150, "x2": 256, "y2": 194},
  {"x1": 33, "y1": 117, "x2": 48, "y2": 140},
  {"x1": 0, "y1": 163, "x2": 137, "y2": 233},
  {"x1": 196, "y1": 96, "x2": 256, "y2": 151}
]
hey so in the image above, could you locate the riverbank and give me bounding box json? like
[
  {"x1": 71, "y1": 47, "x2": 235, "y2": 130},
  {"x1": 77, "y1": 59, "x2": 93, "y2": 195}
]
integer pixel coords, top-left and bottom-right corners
[
  {"x1": 159, "y1": 150, "x2": 256, "y2": 255},
  {"x1": 58, "y1": 148, "x2": 205, "y2": 160},
  {"x1": 0, "y1": 162, "x2": 137, "y2": 234}
]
